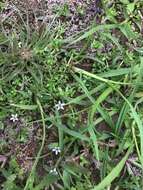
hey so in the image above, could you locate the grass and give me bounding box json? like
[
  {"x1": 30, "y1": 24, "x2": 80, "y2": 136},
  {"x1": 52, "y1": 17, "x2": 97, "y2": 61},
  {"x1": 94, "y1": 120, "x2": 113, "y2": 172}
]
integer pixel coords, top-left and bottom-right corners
[{"x1": 0, "y1": 0, "x2": 143, "y2": 189}]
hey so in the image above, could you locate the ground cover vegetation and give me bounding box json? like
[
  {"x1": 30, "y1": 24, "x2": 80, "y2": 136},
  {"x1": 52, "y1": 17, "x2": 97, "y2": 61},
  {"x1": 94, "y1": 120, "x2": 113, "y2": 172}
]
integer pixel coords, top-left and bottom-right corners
[{"x1": 0, "y1": 0, "x2": 143, "y2": 189}]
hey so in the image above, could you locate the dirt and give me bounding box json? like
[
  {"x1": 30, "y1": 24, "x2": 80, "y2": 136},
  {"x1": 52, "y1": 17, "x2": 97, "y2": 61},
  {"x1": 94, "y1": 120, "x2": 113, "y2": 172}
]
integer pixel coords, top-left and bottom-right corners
[
  {"x1": 2, "y1": 0, "x2": 103, "y2": 37},
  {"x1": 46, "y1": 0, "x2": 103, "y2": 36}
]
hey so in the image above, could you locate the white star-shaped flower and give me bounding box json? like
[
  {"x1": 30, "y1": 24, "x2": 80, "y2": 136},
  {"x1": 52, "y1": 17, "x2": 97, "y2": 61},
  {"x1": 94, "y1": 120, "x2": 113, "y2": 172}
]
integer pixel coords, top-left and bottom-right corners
[
  {"x1": 55, "y1": 101, "x2": 65, "y2": 111},
  {"x1": 52, "y1": 147, "x2": 61, "y2": 155},
  {"x1": 10, "y1": 114, "x2": 18, "y2": 122},
  {"x1": 49, "y1": 168, "x2": 58, "y2": 175}
]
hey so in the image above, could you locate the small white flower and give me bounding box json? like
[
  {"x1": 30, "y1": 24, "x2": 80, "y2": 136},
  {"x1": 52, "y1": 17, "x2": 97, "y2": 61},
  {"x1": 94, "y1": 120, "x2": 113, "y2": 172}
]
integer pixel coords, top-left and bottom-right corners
[
  {"x1": 18, "y1": 42, "x2": 22, "y2": 48},
  {"x1": 49, "y1": 168, "x2": 58, "y2": 175},
  {"x1": 55, "y1": 101, "x2": 65, "y2": 111},
  {"x1": 52, "y1": 147, "x2": 61, "y2": 155},
  {"x1": 10, "y1": 114, "x2": 18, "y2": 122}
]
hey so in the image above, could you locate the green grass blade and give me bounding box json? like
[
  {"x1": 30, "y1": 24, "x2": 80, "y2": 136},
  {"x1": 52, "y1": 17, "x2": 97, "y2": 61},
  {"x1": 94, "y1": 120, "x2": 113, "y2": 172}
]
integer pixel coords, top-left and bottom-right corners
[
  {"x1": 10, "y1": 104, "x2": 37, "y2": 110},
  {"x1": 61, "y1": 125, "x2": 90, "y2": 142},
  {"x1": 88, "y1": 122, "x2": 99, "y2": 160},
  {"x1": 54, "y1": 111, "x2": 64, "y2": 150},
  {"x1": 89, "y1": 87, "x2": 114, "y2": 122},
  {"x1": 98, "y1": 68, "x2": 132, "y2": 78},
  {"x1": 88, "y1": 87, "x2": 114, "y2": 160},
  {"x1": 92, "y1": 146, "x2": 132, "y2": 190},
  {"x1": 66, "y1": 24, "x2": 118, "y2": 44},
  {"x1": 72, "y1": 74, "x2": 114, "y2": 128},
  {"x1": 73, "y1": 67, "x2": 131, "y2": 85},
  {"x1": 68, "y1": 83, "x2": 106, "y2": 105},
  {"x1": 113, "y1": 87, "x2": 143, "y2": 165}
]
